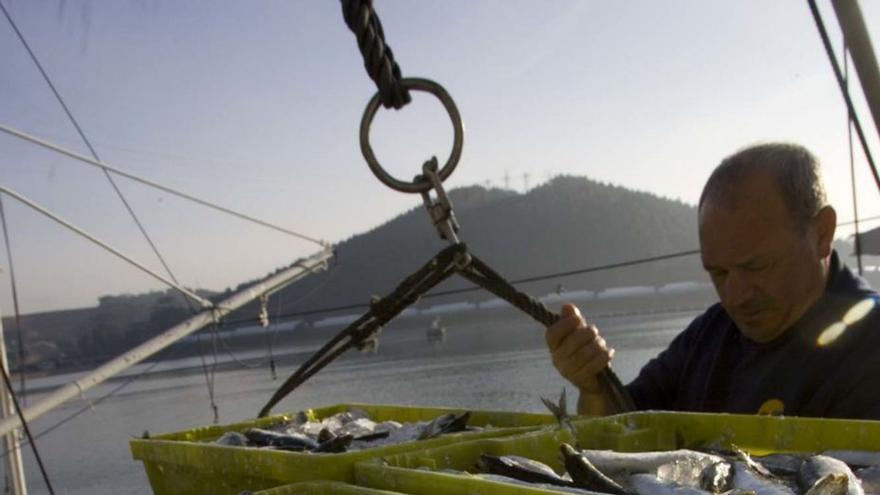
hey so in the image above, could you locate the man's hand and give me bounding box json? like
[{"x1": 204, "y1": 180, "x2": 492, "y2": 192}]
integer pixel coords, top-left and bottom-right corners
[{"x1": 545, "y1": 303, "x2": 614, "y2": 415}]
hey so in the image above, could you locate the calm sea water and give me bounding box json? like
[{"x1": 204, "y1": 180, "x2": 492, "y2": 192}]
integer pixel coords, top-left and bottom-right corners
[{"x1": 7, "y1": 311, "x2": 697, "y2": 494}]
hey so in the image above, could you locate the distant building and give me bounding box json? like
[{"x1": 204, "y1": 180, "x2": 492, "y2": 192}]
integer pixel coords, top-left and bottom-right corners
[{"x1": 856, "y1": 226, "x2": 880, "y2": 255}]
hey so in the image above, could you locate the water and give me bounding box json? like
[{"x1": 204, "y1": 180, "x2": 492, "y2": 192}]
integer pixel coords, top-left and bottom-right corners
[{"x1": 7, "y1": 311, "x2": 697, "y2": 494}]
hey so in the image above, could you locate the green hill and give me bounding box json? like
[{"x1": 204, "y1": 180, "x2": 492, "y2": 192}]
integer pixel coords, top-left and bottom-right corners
[{"x1": 267, "y1": 175, "x2": 706, "y2": 318}]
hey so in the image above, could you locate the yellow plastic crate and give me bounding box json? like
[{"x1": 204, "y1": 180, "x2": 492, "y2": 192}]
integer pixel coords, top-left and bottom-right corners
[
  {"x1": 354, "y1": 411, "x2": 880, "y2": 495},
  {"x1": 130, "y1": 403, "x2": 556, "y2": 495},
  {"x1": 252, "y1": 481, "x2": 404, "y2": 495}
]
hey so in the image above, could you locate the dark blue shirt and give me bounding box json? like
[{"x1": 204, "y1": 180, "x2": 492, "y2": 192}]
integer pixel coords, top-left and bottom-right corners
[{"x1": 627, "y1": 251, "x2": 880, "y2": 419}]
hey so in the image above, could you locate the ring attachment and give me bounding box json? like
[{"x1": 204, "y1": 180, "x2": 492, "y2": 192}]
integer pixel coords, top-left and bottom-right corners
[{"x1": 359, "y1": 78, "x2": 464, "y2": 194}]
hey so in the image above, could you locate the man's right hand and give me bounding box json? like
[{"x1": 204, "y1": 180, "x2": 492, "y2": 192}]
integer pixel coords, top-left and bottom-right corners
[{"x1": 545, "y1": 303, "x2": 614, "y2": 415}]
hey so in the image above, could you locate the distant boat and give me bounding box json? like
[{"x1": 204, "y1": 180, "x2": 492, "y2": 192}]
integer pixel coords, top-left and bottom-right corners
[{"x1": 426, "y1": 318, "x2": 447, "y2": 344}]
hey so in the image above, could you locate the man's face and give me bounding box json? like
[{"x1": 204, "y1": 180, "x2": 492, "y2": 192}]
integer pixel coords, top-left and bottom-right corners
[{"x1": 699, "y1": 174, "x2": 828, "y2": 343}]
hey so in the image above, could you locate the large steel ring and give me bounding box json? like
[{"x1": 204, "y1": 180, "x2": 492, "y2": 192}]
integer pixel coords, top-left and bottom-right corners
[{"x1": 359, "y1": 78, "x2": 464, "y2": 194}]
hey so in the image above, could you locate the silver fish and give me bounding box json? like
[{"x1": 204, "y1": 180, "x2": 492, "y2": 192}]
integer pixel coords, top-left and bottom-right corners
[
  {"x1": 629, "y1": 473, "x2": 713, "y2": 495},
  {"x1": 855, "y1": 466, "x2": 880, "y2": 495},
  {"x1": 579, "y1": 449, "x2": 726, "y2": 479},
  {"x1": 561, "y1": 443, "x2": 631, "y2": 495},
  {"x1": 542, "y1": 388, "x2": 573, "y2": 433},
  {"x1": 799, "y1": 455, "x2": 864, "y2": 495},
  {"x1": 477, "y1": 454, "x2": 571, "y2": 487},
  {"x1": 753, "y1": 454, "x2": 805, "y2": 478},
  {"x1": 824, "y1": 451, "x2": 880, "y2": 469},
  {"x1": 475, "y1": 473, "x2": 599, "y2": 494},
  {"x1": 418, "y1": 411, "x2": 470, "y2": 440},
  {"x1": 243, "y1": 428, "x2": 319, "y2": 451},
  {"x1": 214, "y1": 431, "x2": 249, "y2": 446},
  {"x1": 732, "y1": 461, "x2": 797, "y2": 495},
  {"x1": 803, "y1": 473, "x2": 849, "y2": 495},
  {"x1": 700, "y1": 460, "x2": 735, "y2": 493}
]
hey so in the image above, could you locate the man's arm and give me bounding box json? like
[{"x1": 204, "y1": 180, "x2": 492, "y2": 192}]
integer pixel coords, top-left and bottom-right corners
[{"x1": 545, "y1": 303, "x2": 615, "y2": 416}]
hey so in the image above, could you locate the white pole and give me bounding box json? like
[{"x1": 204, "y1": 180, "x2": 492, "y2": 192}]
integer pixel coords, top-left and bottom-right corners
[
  {"x1": 0, "y1": 303, "x2": 27, "y2": 495},
  {"x1": 0, "y1": 247, "x2": 333, "y2": 438},
  {"x1": 833, "y1": 0, "x2": 880, "y2": 140}
]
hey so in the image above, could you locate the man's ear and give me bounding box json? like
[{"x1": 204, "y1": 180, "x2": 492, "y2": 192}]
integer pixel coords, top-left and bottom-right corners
[{"x1": 814, "y1": 205, "x2": 837, "y2": 258}]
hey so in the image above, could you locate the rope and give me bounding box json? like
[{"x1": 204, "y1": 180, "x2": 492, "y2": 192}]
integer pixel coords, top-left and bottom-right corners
[
  {"x1": 0, "y1": 344, "x2": 55, "y2": 494},
  {"x1": 0, "y1": 124, "x2": 327, "y2": 248},
  {"x1": 808, "y1": 0, "x2": 880, "y2": 194},
  {"x1": 0, "y1": 196, "x2": 26, "y2": 405},
  {"x1": 341, "y1": 0, "x2": 411, "y2": 109},
  {"x1": 258, "y1": 243, "x2": 463, "y2": 417}
]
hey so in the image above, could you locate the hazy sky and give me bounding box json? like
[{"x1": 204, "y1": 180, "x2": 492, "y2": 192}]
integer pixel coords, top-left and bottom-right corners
[{"x1": 1, "y1": 0, "x2": 879, "y2": 314}]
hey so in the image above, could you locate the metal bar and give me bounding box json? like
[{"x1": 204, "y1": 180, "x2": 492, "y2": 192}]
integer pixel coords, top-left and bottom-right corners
[
  {"x1": 0, "y1": 305, "x2": 27, "y2": 495},
  {"x1": 0, "y1": 247, "x2": 332, "y2": 438},
  {"x1": 833, "y1": 0, "x2": 880, "y2": 141},
  {"x1": 0, "y1": 186, "x2": 212, "y2": 308},
  {"x1": 0, "y1": 124, "x2": 327, "y2": 247}
]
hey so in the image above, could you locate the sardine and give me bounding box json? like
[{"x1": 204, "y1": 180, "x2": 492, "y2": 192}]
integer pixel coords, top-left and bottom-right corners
[
  {"x1": 855, "y1": 466, "x2": 880, "y2": 495},
  {"x1": 542, "y1": 388, "x2": 573, "y2": 433},
  {"x1": 700, "y1": 460, "x2": 735, "y2": 493},
  {"x1": 215, "y1": 431, "x2": 249, "y2": 446},
  {"x1": 799, "y1": 455, "x2": 864, "y2": 495},
  {"x1": 629, "y1": 473, "x2": 713, "y2": 495},
  {"x1": 753, "y1": 454, "x2": 805, "y2": 478},
  {"x1": 803, "y1": 473, "x2": 849, "y2": 495},
  {"x1": 561, "y1": 443, "x2": 631, "y2": 495},
  {"x1": 824, "y1": 451, "x2": 880, "y2": 470},
  {"x1": 477, "y1": 454, "x2": 571, "y2": 487},
  {"x1": 475, "y1": 473, "x2": 599, "y2": 494},
  {"x1": 243, "y1": 428, "x2": 319, "y2": 451},
  {"x1": 732, "y1": 461, "x2": 797, "y2": 495},
  {"x1": 418, "y1": 411, "x2": 471, "y2": 440},
  {"x1": 578, "y1": 449, "x2": 726, "y2": 478},
  {"x1": 313, "y1": 433, "x2": 353, "y2": 453}
]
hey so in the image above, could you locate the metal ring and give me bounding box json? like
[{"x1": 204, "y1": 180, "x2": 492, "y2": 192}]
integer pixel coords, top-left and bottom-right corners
[{"x1": 360, "y1": 78, "x2": 464, "y2": 194}]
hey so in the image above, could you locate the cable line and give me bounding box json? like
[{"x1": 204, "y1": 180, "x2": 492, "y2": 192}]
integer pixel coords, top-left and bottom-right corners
[
  {"x1": 0, "y1": 0, "x2": 184, "y2": 290},
  {"x1": 0, "y1": 187, "x2": 212, "y2": 308},
  {"x1": 0, "y1": 123, "x2": 327, "y2": 248},
  {"x1": 0, "y1": 196, "x2": 27, "y2": 404},
  {"x1": 0, "y1": 349, "x2": 55, "y2": 494},
  {"x1": 808, "y1": 0, "x2": 880, "y2": 194},
  {"x1": 844, "y1": 37, "x2": 864, "y2": 275}
]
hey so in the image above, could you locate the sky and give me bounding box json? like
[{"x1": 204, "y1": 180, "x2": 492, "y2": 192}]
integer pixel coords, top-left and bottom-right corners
[{"x1": 1, "y1": 0, "x2": 879, "y2": 314}]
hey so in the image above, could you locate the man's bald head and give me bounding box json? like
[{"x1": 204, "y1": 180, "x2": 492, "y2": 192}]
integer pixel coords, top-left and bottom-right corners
[{"x1": 698, "y1": 143, "x2": 828, "y2": 233}]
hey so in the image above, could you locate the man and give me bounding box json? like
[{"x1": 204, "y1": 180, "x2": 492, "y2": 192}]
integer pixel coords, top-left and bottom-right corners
[{"x1": 546, "y1": 143, "x2": 880, "y2": 419}]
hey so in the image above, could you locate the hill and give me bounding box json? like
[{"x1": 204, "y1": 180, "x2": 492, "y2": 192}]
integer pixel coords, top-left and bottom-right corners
[{"x1": 260, "y1": 175, "x2": 706, "y2": 319}]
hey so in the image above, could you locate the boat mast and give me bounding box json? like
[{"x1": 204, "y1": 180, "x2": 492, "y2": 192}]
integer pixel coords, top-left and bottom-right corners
[
  {"x1": 0, "y1": 247, "x2": 332, "y2": 438},
  {"x1": 833, "y1": 0, "x2": 880, "y2": 142}
]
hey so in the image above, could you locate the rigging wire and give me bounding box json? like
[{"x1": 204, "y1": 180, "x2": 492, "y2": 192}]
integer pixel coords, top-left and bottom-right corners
[
  {"x1": 0, "y1": 196, "x2": 26, "y2": 405},
  {"x1": 0, "y1": 187, "x2": 212, "y2": 308},
  {"x1": 0, "y1": 351, "x2": 55, "y2": 494},
  {"x1": 0, "y1": 0, "x2": 184, "y2": 293},
  {"x1": 807, "y1": 0, "x2": 880, "y2": 194},
  {"x1": 844, "y1": 37, "x2": 864, "y2": 275},
  {"x1": 0, "y1": 124, "x2": 327, "y2": 248}
]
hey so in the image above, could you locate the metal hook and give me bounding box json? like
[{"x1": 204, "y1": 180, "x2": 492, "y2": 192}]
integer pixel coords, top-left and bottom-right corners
[{"x1": 419, "y1": 157, "x2": 471, "y2": 269}]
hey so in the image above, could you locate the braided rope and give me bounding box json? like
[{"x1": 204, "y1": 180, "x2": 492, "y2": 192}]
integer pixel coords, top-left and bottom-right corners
[{"x1": 341, "y1": 0, "x2": 411, "y2": 109}]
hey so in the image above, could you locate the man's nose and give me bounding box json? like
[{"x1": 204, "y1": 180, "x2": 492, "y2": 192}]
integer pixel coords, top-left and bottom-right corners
[{"x1": 724, "y1": 271, "x2": 755, "y2": 307}]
